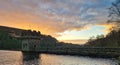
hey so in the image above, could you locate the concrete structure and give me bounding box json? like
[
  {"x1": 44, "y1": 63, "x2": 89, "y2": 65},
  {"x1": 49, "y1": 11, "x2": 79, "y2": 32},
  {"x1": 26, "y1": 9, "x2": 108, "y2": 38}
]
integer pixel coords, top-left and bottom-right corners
[{"x1": 20, "y1": 36, "x2": 41, "y2": 51}]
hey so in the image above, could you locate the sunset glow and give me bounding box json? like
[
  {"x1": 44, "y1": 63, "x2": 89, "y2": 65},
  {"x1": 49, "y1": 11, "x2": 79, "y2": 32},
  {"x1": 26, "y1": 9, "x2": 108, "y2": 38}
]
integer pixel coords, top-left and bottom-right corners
[{"x1": 0, "y1": 0, "x2": 115, "y2": 44}]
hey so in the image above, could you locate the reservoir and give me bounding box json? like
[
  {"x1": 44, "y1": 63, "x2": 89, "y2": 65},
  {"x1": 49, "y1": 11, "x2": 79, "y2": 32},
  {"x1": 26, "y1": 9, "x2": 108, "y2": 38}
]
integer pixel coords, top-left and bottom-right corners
[{"x1": 0, "y1": 50, "x2": 119, "y2": 65}]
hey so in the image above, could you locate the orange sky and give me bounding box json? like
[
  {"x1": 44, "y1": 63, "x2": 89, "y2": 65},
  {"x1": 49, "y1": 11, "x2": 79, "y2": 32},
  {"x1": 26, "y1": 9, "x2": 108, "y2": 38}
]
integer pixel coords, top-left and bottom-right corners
[{"x1": 0, "y1": 0, "x2": 115, "y2": 44}]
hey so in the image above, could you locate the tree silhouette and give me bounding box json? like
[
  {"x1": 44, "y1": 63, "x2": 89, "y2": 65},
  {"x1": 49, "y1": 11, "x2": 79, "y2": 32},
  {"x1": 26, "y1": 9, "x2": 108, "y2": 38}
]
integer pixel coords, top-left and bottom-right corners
[
  {"x1": 86, "y1": 0, "x2": 120, "y2": 47},
  {"x1": 108, "y1": 0, "x2": 120, "y2": 21},
  {"x1": 108, "y1": 0, "x2": 120, "y2": 30}
]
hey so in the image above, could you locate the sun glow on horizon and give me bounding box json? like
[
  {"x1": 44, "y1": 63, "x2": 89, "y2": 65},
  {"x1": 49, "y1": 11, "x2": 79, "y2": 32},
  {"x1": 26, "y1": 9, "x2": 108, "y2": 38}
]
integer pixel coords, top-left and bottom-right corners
[{"x1": 0, "y1": 0, "x2": 115, "y2": 44}]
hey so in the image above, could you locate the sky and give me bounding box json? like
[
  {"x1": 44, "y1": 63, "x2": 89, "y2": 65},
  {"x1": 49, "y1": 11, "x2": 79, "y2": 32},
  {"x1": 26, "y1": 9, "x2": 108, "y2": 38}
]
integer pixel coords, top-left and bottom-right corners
[{"x1": 0, "y1": 0, "x2": 115, "y2": 44}]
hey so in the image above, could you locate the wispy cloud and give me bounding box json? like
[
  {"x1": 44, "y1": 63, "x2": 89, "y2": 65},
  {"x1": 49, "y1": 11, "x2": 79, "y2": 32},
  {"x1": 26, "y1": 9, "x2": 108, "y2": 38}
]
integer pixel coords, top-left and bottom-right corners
[
  {"x1": 97, "y1": 23, "x2": 115, "y2": 33},
  {"x1": 0, "y1": 0, "x2": 115, "y2": 44}
]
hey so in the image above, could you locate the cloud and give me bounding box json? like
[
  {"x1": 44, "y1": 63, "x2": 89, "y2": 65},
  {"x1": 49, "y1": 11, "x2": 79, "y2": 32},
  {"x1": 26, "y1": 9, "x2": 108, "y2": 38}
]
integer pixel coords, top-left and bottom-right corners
[
  {"x1": 97, "y1": 23, "x2": 115, "y2": 33},
  {"x1": 0, "y1": 0, "x2": 115, "y2": 38}
]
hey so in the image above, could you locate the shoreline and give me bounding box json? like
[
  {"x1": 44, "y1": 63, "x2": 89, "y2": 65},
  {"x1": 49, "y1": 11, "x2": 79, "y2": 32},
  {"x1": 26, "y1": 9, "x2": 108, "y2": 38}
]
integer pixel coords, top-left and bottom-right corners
[
  {"x1": 0, "y1": 49, "x2": 120, "y2": 64},
  {"x1": 22, "y1": 50, "x2": 120, "y2": 58}
]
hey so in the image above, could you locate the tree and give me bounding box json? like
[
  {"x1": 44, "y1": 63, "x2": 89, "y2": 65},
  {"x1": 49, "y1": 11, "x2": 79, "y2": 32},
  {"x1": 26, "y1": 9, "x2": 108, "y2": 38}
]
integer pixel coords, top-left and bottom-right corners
[
  {"x1": 38, "y1": 31, "x2": 41, "y2": 35},
  {"x1": 83, "y1": 0, "x2": 120, "y2": 47},
  {"x1": 96, "y1": 35, "x2": 104, "y2": 39},
  {"x1": 108, "y1": 0, "x2": 120, "y2": 21},
  {"x1": 88, "y1": 36, "x2": 95, "y2": 42},
  {"x1": 108, "y1": 0, "x2": 120, "y2": 29}
]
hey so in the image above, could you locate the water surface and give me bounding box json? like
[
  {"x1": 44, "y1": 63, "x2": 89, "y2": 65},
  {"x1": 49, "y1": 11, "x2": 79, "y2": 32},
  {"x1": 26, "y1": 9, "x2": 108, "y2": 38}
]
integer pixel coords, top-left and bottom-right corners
[{"x1": 0, "y1": 50, "x2": 118, "y2": 65}]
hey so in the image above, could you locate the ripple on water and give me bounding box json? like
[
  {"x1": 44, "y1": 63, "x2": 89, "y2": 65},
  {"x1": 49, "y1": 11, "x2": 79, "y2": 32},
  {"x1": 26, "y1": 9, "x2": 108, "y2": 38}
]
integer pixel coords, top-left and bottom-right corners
[{"x1": 0, "y1": 50, "x2": 119, "y2": 65}]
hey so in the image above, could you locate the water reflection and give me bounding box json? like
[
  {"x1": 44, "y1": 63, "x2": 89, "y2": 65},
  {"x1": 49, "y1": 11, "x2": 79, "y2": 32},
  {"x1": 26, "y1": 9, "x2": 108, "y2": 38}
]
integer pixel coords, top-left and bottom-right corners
[
  {"x1": 40, "y1": 54, "x2": 119, "y2": 65},
  {"x1": 22, "y1": 53, "x2": 40, "y2": 65},
  {"x1": 22, "y1": 53, "x2": 119, "y2": 65},
  {"x1": 0, "y1": 50, "x2": 22, "y2": 65},
  {"x1": 0, "y1": 50, "x2": 119, "y2": 65}
]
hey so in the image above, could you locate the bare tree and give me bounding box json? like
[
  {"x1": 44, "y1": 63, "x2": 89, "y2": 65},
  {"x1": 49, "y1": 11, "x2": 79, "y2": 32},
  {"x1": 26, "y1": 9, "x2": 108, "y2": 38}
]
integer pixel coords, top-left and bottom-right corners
[
  {"x1": 109, "y1": 0, "x2": 120, "y2": 21},
  {"x1": 108, "y1": 0, "x2": 120, "y2": 29}
]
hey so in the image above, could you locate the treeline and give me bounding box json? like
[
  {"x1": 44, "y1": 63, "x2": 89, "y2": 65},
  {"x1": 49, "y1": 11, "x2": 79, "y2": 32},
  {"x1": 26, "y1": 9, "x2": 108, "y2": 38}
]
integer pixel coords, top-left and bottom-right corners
[
  {"x1": 85, "y1": 0, "x2": 120, "y2": 47},
  {"x1": 0, "y1": 26, "x2": 58, "y2": 50},
  {"x1": 85, "y1": 29, "x2": 120, "y2": 47},
  {"x1": 0, "y1": 26, "x2": 81, "y2": 50},
  {"x1": 0, "y1": 30, "x2": 21, "y2": 50},
  {"x1": 21, "y1": 30, "x2": 41, "y2": 36}
]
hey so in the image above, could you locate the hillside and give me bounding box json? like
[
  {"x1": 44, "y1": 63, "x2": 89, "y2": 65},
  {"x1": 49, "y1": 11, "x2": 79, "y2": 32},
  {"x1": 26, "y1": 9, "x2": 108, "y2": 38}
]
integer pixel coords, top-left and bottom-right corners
[
  {"x1": 0, "y1": 25, "x2": 81, "y2": 50},
  {"x1": 85, "y1": 29, "x2": 120, "y2": 47}
]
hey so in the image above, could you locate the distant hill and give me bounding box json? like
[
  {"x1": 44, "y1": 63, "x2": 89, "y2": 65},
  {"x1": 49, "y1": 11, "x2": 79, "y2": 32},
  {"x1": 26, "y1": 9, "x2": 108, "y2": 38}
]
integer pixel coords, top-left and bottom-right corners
[
  {"x1": 0, "y1": 26, "x2": 23, "y2": 36},
  {"x1": 0, "y1": 25, "x2": 58, "y2": 50},
  {"x1": 85, "y1": 29, "x2": 120, "y2": 47},
  {"x1": 0, "y1": 25, "x2": 81, "y2": 50}
]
